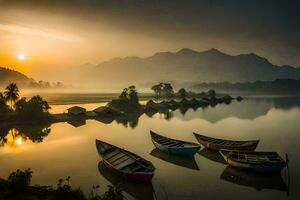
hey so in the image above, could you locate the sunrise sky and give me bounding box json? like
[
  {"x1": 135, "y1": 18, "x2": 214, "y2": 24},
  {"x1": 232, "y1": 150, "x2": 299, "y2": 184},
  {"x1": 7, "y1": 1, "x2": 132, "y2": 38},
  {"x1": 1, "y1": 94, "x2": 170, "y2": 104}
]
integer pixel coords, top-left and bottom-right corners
[{"x1": 0, "y1": 0, "x2": 299, "y2": 80}]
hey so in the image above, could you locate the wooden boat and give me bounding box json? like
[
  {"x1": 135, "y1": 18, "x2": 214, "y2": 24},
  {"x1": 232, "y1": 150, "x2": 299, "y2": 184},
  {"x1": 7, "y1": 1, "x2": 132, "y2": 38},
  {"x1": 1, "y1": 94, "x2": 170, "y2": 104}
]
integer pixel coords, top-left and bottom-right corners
[
  {"x1": 150, "y1": 131, "x2": 201, "y2": 156},
  {"x1": 98, "y1": 161, "x2": 155, "y2": 200},
  {"x1": 219, "y1": 149, "x2": 287, "y2": 173},
  {"x1": 193, "y1": 132, "x2": 259, "y2": 151},
  {"x1": 95, "y1": 139, "x2": 155, "y2": 183}
]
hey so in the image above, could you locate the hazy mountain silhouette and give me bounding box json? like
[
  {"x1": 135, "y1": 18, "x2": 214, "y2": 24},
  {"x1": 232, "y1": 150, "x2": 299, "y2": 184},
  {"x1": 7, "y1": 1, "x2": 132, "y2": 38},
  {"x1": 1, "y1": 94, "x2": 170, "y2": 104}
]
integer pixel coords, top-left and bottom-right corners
[
  {"x1": 0, "y1": 67, "x2": 32, "y2": 86},
  {"x1": 72, "y1": 48, "x2": 300, "y2": 88}
]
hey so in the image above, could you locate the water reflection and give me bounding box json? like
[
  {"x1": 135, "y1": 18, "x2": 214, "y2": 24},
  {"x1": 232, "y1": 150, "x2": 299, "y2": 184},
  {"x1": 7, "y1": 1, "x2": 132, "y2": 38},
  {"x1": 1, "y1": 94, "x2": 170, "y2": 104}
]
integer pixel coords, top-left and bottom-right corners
[
  {"x1": 95, "y1": 97, "x2": 300, "y2": 127},
  {"x1": 67, "y1": 118, "x2": 86, "y2": 127},
  {"x1": 95, "y1": 117, "x2": 114, "y2": 124},
  {"x1": 114, "y1": 113, "x2": 142, "y2": 128},
  {"x1": 0, "y1": 124, "x2": 51, "y2": 147},
  {"x1": 98, "y1": 161, "x2": 155, "y2": 200},
  {"x1": 198, "y1": 149, "x2": 226, "y2": 164},
  {"x1": 174, "y1": 97, "x2": 300, "y2": 123},
  {"x1": 150, "y1": 148, "x2": 199, "y2": 170},
  {"x1": 220, "y1": 166, "x2": 289, "y2": 193}
]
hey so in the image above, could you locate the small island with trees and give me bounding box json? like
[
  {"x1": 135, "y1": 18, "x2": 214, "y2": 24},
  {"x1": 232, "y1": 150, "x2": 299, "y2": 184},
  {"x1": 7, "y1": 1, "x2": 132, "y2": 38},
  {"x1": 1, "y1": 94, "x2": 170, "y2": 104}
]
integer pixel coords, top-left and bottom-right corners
[{"x1": 0, "y1": 82, "x2": 243, "y2": 128}]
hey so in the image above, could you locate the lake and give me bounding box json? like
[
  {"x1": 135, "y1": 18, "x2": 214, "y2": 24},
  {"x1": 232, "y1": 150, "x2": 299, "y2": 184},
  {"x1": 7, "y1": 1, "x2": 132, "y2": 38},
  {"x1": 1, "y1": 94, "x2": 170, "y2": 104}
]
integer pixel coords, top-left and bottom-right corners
[{"x1": 1, "y1": 96, "x2": 300, "y2": 199}]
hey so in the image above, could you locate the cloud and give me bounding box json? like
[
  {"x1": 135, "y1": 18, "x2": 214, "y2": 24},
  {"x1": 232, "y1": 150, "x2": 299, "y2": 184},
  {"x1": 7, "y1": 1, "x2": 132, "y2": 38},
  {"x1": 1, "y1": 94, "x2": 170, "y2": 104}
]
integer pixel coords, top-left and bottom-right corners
[{"x1": 0, "y1": 22, "x2": 82, "y2": 42}]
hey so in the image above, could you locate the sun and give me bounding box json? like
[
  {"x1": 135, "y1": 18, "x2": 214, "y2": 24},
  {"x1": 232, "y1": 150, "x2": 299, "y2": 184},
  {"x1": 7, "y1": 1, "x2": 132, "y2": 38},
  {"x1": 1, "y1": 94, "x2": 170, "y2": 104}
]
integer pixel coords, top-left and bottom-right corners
[
  {"x1": 15, "y1": 137, "x2": 23, "y2": 145},
  {"x1": 18, "y1": 52, "x2": 26, "y2": 60}
]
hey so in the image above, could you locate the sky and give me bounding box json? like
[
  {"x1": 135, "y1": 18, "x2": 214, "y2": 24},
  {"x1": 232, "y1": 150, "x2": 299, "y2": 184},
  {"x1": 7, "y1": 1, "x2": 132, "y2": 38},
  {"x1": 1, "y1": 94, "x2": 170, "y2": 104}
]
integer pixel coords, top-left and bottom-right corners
[{"x1": 0, "y1": 0, "x2": 299, "y2": 80}]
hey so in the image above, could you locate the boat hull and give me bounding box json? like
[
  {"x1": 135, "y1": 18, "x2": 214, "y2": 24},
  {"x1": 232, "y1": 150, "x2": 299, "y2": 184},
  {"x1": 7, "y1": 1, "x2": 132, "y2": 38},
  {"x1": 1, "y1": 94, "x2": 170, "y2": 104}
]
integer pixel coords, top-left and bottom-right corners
[
  {"x1": 201, "y1": 141, "x2": 258, "y2": 151},
  {"x1": 194, "y1": 133, "x2": 259, "y2": 151},
  {"x1": 225, "y1": 157, "x2": 286, "y2": 173},
  {"x1": 152, "y1": 139, "x2": 200, "y2": 156},
  {"x1": 220, "y1": 150, "x2": 287, "y2": 173},
  {"x1": 103, "y1": 160, "x2": 154, "y2": 183}
]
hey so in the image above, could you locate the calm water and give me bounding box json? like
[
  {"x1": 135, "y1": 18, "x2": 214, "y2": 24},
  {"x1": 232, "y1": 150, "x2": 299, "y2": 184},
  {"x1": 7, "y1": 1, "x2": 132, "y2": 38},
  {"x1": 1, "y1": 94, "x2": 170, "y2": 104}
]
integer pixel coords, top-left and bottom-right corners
[{"x1": 1, "y1": 97, "x2": 300, "y2": 199}]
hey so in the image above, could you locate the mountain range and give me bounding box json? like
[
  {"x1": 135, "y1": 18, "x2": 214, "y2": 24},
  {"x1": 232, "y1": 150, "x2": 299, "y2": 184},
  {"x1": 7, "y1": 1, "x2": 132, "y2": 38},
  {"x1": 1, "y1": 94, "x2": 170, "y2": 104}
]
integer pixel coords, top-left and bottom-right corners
[
  {"x1": 2, "y1": 48, "x2": 300, "y2": 90},
  {"x1": 69, "y1": 48, "x2": 300, "y2": 88}
]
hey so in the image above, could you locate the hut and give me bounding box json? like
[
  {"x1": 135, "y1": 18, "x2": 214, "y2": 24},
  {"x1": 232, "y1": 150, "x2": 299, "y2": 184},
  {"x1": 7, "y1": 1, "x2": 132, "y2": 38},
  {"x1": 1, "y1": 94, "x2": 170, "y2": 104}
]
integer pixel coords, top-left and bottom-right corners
[
  {"x1": 93, "y1": 106, "x2": 121, "y2": 117},
  {"x1": 67, "y1": 106, "x2": 86, "y2": 115}
]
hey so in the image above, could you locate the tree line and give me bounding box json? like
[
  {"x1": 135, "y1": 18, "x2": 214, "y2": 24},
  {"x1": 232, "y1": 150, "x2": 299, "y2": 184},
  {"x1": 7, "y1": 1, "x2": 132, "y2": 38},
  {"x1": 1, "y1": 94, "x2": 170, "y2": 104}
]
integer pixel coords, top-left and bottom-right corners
[
  {"x1": 0, "y1": 83, "x2": 51, "y2": 120},
  {"x1": 151, "y1": 82, "x2": 217, "y2": 99}
]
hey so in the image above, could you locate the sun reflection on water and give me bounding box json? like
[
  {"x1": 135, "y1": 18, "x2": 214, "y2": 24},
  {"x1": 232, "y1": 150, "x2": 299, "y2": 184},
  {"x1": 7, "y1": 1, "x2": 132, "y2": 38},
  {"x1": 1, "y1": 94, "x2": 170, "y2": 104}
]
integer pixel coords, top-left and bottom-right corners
[{"x1": 15, "y1": 137, "x2": 23, "y2": 145}]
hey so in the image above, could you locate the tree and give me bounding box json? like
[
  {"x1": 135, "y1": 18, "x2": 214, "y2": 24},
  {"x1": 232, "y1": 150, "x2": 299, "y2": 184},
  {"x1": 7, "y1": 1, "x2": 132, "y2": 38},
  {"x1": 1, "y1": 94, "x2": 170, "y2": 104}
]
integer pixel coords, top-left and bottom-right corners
[
  {"x1": 178, "y1": 88, "x2": 187, "y2": 99},
  {"x1": 8, "y1": 168, "x2": 33, "y2": 192},
  {"x1": 207, "y1": 89, "x2": 216, "y2": 97},
  {"x1": 0, "y1": 92, "x2": 9, "y2": 113},
  {"x1": 4, "y1": 83, "x2": 19, "y2": 109},
  {"x1": 128, "y1": 85, "x2": 139, "y2": 104},
  {"x1": 151, "y1": 83, "x2": 163, "y2": 98},
  {"x1": 15, "y1": 96, "x2": 51, "y2": 119},
  {"x1": 162, "y1": 83, "x2": 174, "y2": 98},
  {"x1": 118, "y1": 88, "x2": 128, "y2": 100}
]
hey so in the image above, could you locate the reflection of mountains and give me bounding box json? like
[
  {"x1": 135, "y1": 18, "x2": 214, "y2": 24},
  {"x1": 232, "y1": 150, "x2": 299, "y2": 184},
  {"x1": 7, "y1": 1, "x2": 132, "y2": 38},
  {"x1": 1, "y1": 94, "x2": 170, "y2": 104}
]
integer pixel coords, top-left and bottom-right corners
[
  {"x1": 172, "y1": 97, "x2": 300, "y2": 123},
  {"x1": 221, "y1": 166, "x2": 288, "y2": 193},
  {"x1": 98, "y1": 161, "x2": 155, "y2": 200},
  {"x1": 150, "y1": 148, "x2": 199, "y2": 170}
]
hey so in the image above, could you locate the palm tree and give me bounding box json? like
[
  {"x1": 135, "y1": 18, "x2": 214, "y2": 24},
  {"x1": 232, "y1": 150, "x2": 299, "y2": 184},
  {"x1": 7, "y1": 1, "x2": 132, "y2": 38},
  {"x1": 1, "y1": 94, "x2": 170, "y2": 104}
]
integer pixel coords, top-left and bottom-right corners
[
  {"x1": 0, "y1": 92, "x2": 4, "y2": 100},
  {"x1": 4, "y1": 83, "x2": 19, "y2": 109}
]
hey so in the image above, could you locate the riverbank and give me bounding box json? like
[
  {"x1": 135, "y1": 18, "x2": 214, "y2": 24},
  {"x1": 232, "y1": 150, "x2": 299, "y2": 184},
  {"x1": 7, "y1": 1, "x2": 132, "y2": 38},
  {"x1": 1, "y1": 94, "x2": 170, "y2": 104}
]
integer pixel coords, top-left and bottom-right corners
[{"x1": 0, "y1": 96, "x2": 242, "y2": 128}]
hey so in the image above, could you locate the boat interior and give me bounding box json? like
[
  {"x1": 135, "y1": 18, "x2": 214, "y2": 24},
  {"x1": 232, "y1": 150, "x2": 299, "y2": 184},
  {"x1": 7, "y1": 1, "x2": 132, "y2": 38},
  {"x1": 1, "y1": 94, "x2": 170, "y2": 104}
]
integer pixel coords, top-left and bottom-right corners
[{"x1": 97, "y1": 141, "x2": 154, "y2": 173}]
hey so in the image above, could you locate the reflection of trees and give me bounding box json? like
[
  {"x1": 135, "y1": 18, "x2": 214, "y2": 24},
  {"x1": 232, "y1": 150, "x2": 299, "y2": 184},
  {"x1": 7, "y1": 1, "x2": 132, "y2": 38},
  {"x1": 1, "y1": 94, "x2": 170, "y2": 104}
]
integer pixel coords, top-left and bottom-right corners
[
  {"x1": 0, "y1": 124, "x2": 51, "y2": 146},
  {"x1": 0, "y1": 126, "x2": 10, "y2": 146},
  {"x1": 179, "y1": 106, "x2": 190, "y2": 116},
  {"x1": 161, "y1": 109, "x2": 173, "y2": 120},
  {"x1": 17, "y1": 125, "x2": 51, "y2": 143},
  {"x1": 115, "y1": 112, "x2": 142, "y2": 129}
]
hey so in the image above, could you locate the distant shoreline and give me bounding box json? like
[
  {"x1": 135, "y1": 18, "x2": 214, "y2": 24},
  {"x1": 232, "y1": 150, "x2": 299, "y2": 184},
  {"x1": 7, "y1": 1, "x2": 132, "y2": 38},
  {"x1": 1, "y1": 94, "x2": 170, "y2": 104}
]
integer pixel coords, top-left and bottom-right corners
[{"x1": 41, "y1": 93, "x2": 300, "y2": 106}]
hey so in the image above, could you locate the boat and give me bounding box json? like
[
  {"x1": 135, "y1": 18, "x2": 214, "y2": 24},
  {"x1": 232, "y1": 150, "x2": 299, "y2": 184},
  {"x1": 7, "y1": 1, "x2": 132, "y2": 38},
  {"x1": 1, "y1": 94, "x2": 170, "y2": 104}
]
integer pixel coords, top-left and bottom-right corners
[
  {"x1": 98, "y1": 161, "x2": 156, "y2": 200},
  {"x1": 220, "y1": 166, "x2": 289, "y2": 193},
  {"x1": 193, "y1": 132, "x2": 259, "y2": 151},
  {"x1": 95, "y1": 139, "x2": 155, "y2": 183},
  {"x1": 219, "y1": 149, "x2": 287, "y2": 173},
  {"x1": 150, "y1": 131, "x2": 201, "y2": 156}
]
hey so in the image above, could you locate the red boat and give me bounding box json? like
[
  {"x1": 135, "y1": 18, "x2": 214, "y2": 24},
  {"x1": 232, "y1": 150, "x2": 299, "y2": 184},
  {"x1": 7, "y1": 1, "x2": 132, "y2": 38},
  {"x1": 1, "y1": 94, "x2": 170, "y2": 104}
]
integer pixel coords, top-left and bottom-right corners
[{"x1": 96, "y1": 139, "x2": 155, "y2": 183}]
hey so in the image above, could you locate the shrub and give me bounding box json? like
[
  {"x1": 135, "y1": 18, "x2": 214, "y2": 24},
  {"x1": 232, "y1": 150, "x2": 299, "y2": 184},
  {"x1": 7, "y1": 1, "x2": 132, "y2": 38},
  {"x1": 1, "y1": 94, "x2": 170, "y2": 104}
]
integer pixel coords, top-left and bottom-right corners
[{"x1": 7, "y1": 168, "x2": 33, "y2": 192}]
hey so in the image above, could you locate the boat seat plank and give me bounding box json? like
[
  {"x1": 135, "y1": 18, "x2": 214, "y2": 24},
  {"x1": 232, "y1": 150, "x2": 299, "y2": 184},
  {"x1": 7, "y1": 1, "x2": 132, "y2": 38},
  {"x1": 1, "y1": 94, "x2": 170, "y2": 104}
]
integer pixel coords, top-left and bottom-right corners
[
  {"x1": 107, "y1": 152, "x2": 126, "y2": 163},
  {"x1": 156, "y1": 138, "x2": 170, "y2": 143},
  {"x1": 98, "y1": 144, "x2": 113, "y2": 153},
  {"x1": 111, "y1": 156, "x2": 130, "y2": 166},
  {"x1": 103, "y1": 149, "x2": 120, "y2": 160},
  {"x1": 115, "y1": 158, "x2": 137, "y2": 170},
  {"x1": 129, "y1": 165, "x2": 143, "y2": 173}
]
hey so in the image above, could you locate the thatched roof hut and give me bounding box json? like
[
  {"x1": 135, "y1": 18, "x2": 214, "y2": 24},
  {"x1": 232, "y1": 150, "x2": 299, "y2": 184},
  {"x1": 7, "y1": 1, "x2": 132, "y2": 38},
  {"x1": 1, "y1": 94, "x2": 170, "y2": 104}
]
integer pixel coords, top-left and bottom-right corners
[
  {"x1": 93, "y1": 106, "x2": 121, "y2": 116},
  {"x1": 67, "y1": 106, "x2": 86, "y2": 115}
]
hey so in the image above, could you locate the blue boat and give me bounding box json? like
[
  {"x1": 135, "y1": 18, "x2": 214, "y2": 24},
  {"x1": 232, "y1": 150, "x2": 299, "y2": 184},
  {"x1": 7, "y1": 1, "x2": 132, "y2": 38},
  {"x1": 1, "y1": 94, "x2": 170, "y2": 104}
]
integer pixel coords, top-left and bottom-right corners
[
  {"x1": 150, "y1": 131, "x2": 201, "y2": 156},
  {"x1": 219, "y1": 149, "x2": 287, "y2": 173}
]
